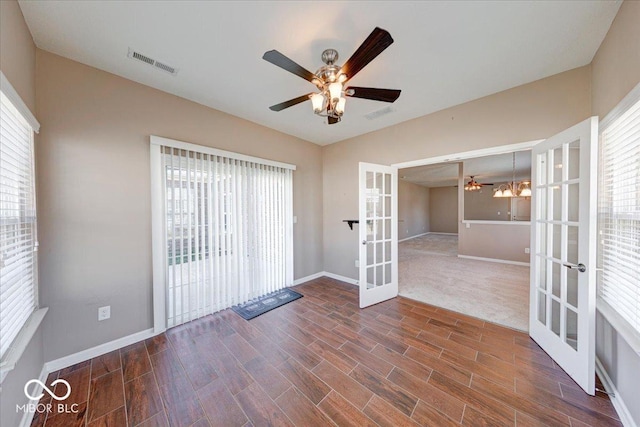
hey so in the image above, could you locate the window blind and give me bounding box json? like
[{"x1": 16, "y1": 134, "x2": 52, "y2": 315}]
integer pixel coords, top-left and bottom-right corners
[
  {"x1": 160, "y1": 146, "x2": 293, "y2": 327},
  {"x1": 0, "y1": 92, "x2": 37, "y2": 360},
  {"x1": 598, "y1": 95, "x2": 640, "y2": 335}
]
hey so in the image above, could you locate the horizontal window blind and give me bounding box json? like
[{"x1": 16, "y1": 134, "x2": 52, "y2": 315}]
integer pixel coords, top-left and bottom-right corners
[
  {"x1": 160, "y1": 146, "x2": 293, "y2": 327},
  {"x1": 598, "y1": 95, "x2": 640, "y2": 334},
  {"x1": 0, "y1": 92, "x2": 37, "y2": 360}
]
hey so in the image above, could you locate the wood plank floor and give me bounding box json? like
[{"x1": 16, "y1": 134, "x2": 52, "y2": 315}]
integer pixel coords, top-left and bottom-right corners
[{"x1": 31, "y1": 277, "x2": 621, "y2": 427}]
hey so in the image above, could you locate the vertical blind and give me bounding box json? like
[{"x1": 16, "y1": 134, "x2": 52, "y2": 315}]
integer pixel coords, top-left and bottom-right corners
[
  {"x1": 0, "y1": 92, "x2": 37, "y2": 359},
  {"x1": 598, "y1": 95, "x2": 640, "y2": 334},
  {"x1": 160, "y1": 146, "x2": 293, "y2": 327}
]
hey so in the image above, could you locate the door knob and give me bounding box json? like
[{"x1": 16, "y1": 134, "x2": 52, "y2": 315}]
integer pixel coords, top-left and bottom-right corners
[
  {"x1": 563, "y1": 263, "x2": 586, "y2": 273},
  {"x1": 362, "y1": 240, "x2": 370, "y2": 245}
]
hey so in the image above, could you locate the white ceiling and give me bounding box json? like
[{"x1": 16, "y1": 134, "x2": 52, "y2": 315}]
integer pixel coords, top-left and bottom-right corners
[
  {"x1": 19, "y1": 1, "x2": 620, "y2": 145},
  {"x1": 401, "y1": 151, "x2": 532, "y2": 188}
]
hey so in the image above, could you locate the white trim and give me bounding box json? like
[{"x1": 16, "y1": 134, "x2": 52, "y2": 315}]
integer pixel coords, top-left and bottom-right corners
[
  {"x1": 0, "y1": 71, "x2": 39, "y2": 133},
  {"x1": 150, "y1": 135, "x2": 296, "y2": 170},
  {"x1": 150, "y1": 144, "x2": 167, "y2": 334},
  {"x1": 600, "y1": 81, "x2": 640, "y2": 131},
  {"x1": 597, "y1": 298, "x2": 640, "y2": 354},
  {"x1": 0, "y1": 308, "x2": 48, "y2": 383},
  {"x1": 292, "y1": 272, "x2": 325, "y2": 286},
  {"x1": 391, "y1": 140, "x2": 540, "y2": 169},
  {"x1": 44, "y1": 328, "x2": 155, "y2": 373},
  {"x1": 399, "y1": 232, "x2": 430, "y2": 243},
  {"x1": 323, "y1": 271, "x2": 358, "y2": 286},
  {"x1": 428, "y1": 232, "x2": 458, "y2": 236},
  {"x1": 458, "y1": 254, "x2": 530, "y2": 266},
  {"x1": 462, "y1": 220, "x2": 531, "y2": 226},
  {"x1": 18, "y1": 365, "x2": 48, "y2": 427},
  {"x1": 596, "y1": 357, "x2": 638, "y2": 427}
]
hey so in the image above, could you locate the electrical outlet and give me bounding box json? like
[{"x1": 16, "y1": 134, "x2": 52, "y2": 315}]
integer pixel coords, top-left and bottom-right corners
[
  {"x1": 98, "y1": 306, "x2": 111, "y2": 321},
  {"x1": 524, "y1": 248, "x2": 530, "y2": 254},
  {"x1": 355, "y1": 260, "x2": 359, "y2": 268}
]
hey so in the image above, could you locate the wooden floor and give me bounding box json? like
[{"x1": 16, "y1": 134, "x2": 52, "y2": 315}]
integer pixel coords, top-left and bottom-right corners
[{"x1": 32, "y1": 278, "x2": 621, "y2": 427}]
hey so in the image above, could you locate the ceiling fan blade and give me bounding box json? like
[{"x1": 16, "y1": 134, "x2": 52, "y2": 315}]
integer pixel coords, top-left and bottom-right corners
[
  {"x1": 263, "y1": 50, "x2": 317, "y2": 83},
  {"x1": 345, "y1": 87, "x2": 401, "y2": 103},
  {"x1": 269, "y1": 93, "x2": 313, "y2": 112},
  {"x1": 340, "y1": 27, "x2": 394, "y2": 81},
  {"x1": 328, "y1": 116, "x2": 339, "y2": 125}
]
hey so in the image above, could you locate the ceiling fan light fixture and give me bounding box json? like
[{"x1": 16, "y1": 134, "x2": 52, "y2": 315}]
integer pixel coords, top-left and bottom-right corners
[
  {"x1": 310, "y1": 93, "x2": 324, "y2": 113},
  {"x1": 335, "y1": 97, "x2": 346, "y2": 115},
  {"x1": 329, "y1": 82, "x2": 343, "y2": 102},
  {"x1": 493, "y1": 189, "x2": 503, "y2": 198},
  {"x1": 263, "y1": 28, "x2": 400, "y2": 124}
]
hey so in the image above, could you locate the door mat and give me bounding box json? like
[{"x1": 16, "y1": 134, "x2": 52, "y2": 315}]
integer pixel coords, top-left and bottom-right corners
[{"x1": 231, "y1": 288, "x2": 303, "y2": 320}]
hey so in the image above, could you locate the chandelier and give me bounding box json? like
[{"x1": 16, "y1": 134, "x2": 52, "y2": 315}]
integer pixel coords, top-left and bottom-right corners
[{"x1": 493, "y1": 152, "x2": 532, "y2": 198}]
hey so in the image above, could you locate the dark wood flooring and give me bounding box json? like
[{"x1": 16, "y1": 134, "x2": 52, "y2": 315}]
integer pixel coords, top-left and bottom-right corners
[{"x1": 31, "y1": 277, "x2": 621, "y2": 426}]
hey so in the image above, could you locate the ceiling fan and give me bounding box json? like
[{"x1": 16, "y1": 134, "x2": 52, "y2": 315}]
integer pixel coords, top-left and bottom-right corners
[
  {"x1": 464, "y1": 176, "x2": 494, "y2": 191},
  {"x1": 262, "y1": 27, "x2": 401, "y2": 125}
]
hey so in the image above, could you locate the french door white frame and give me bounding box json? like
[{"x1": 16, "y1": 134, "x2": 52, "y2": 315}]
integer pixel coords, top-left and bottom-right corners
[
  {"x1": 529, "y1": 117, "x2": 598, "y2": 394},
  {"x1": 150, "y1": 136, "x2": 296, "y2": 333},
  {"x1": 358, "y1": 162, "x2": 398, "y2": 308}
]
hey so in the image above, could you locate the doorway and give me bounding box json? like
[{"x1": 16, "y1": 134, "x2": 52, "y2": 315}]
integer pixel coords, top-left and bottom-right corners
[{"x1": 394, "y1": 145, "x2": 536, "y2": 331}]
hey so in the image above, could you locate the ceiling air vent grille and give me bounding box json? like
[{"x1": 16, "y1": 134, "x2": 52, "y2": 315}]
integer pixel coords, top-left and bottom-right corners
[
  {"x1": 365, "y1": 106, "x2": 394, "y2": 120},
  {"x1": 127, "y1": 48, "x2": 179, "y2": 76}
]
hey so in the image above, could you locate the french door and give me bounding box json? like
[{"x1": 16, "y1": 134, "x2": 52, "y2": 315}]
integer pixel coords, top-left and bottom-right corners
[
  {"x1": 529, "y1": 117, "x2": 598, "y2": 394},
  {"x1": 358, "y1": 163, "x2": 398, "y2": 308}
]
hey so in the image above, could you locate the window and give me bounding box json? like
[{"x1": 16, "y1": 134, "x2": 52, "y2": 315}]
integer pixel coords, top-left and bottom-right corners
[
  {"x1": 0, "y1": 85, "x2": 38, "y2": 361},
  {"x1": 598, "y1": 86, "x2": 640, "y2": 336},
  {"x1": 150, "y1": 137, "x2": 295, "y2": 330}
]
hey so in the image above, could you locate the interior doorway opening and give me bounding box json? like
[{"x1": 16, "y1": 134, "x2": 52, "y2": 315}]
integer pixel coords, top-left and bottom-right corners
[{"x1": 394, "y1": 145, "x2": 535, "y2": 331}]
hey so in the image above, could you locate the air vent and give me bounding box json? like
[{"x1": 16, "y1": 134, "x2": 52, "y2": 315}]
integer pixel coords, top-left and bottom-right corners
[
  {"x1": 154, "y1": 61, "x2": 176, "y2": 74},
  {"x1": 365, "y1": 106, "x2": 394, "y2": 120},
  {"x1": 127, "y1": 48, "x2": 179, "y2": 76}
]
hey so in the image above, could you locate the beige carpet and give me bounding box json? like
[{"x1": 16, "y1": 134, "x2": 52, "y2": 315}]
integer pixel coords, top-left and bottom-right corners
[{"x1": 399, "y1": 234, "x2": 530, "y2": 331}]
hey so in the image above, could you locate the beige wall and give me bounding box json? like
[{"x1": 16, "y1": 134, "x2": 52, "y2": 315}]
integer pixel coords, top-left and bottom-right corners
[
  {"x1": 398, "y1": 180, "x2": 430, "y2": 240},
  {"x1": 458, "y1": 223, "x2": 530, "y2": 263},
  {"x1": 323, "y1": 66, "x2": 591, "y2": 279},
  {"x1": 35, "y1": 50, "x2": 324, "y2": 361},
  {"x1": 464, "y1": 185, "x2": 510, "y2": 221},
  {"x1": 591, "y1": 2, "x2": 640, "y2": 425},
  {"x1": 591, "y1": 0, "x2": 640, "y2": 118},
  {"x1": 429, "y1": 187, "x2": 458, "y2": 233},
  {"x1": 0, "y1": 2, "x2": 43, "y2": 427},
  {"x1": 0, "y1": 0, "x2": 36, "y2": 111}
]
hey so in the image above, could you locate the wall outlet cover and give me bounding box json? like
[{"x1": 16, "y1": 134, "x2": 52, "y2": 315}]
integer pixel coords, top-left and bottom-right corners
[{"x1": 98, "y1": 306, "x2": 111, "y2": 321}]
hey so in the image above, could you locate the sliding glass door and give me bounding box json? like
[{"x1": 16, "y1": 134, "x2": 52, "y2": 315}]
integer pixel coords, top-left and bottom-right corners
[{"x1": 150, "y1": 137, "x2": 294, "y2": 329}]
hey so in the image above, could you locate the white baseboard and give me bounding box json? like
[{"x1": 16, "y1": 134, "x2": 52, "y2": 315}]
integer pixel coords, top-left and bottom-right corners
[
  {"x1": 429, "y1": 232, "x2": 458, "y2": 236},
  {"x1": 292, "y1": 271, "x2": 325, "y2": 286},
  {"x1": 45, "y1": 328, "x2": 155, "y2": 373},
  {"x1": 458, "y1": 254, "x2": 530, "y2": 267},
  {"x1": 292, "y1": 271, "x2": 358, "y2": 286},
  {"x1": 322, "y1": 271, "x2": 358, "y2": 286},
  {"x1": 18, "y1": 364, "x2": 49, "y2": 427},
  {"x1": 399, "y1": 232, "x2": 430, "y2": 243},
  {"x1": 596, "y1": 357, "x2": 637, "y2": 427}
]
